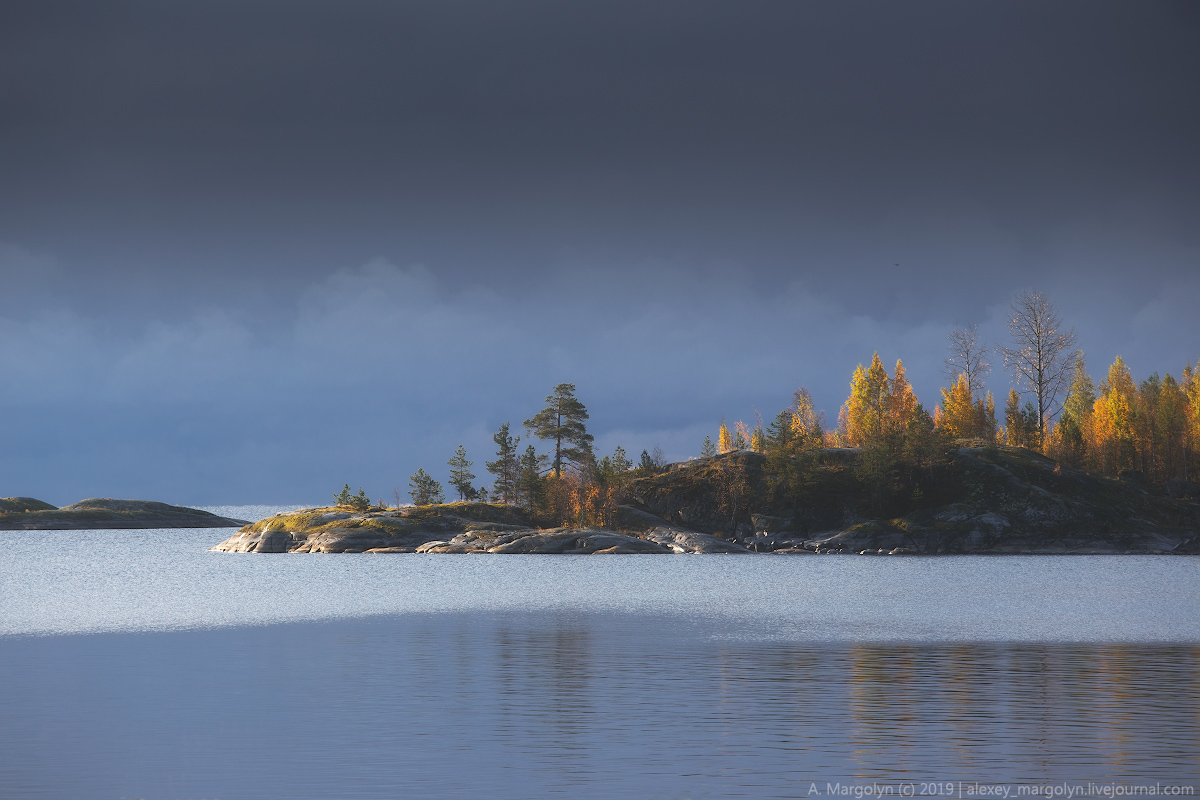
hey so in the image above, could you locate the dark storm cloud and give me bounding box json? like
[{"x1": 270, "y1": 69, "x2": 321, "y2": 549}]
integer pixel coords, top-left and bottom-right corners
[{"x1": 1, "y1": 2, "x2": 1197, "y2": 501}]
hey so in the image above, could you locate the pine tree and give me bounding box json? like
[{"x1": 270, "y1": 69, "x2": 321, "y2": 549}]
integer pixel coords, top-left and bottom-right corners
[
  {"x1": 701, "y1": 435, "x2": 717, "y2": 458},
  {"x1": 447, "y1": 445, "x2": 475, "y2": 501},
  {"x1": 334, "y1": 484, "x2": 370, "y2": 512},
  {"x1": 524, "y1": 383, "x2": 594, "y2": 478},
  {"x1": 596, "y1": 445, "x2": 634, "y2": 495},
  {"x1": 485, "y1": 422, "x2": 521, "y2": 504},
  {"x1": 1055, "y1": 351, "x2": 1096, "y2": 467},
  {"x1": 1005, "y1": 389, "x2": 1027, "y2": 447},
  {"x1": 408, "y1": 469, "x2": 444, "y2": 506},
  {"x1": 733, "y1": 421, "x2": 750, "y2": 451},
  {"x1": 981, "y1": 393, "x2": 998, "y2": 443},
  {"x1": 517, "y1": 445, "x2": 547, "y2": 510}
]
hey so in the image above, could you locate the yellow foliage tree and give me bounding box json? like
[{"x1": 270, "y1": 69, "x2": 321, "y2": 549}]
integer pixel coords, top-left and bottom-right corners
[
  {"x1": 889, "y1": 360, "x2": 919, "y2": 432},
  {"x1": 938, "y1": 373, "x2": 978, "y2": 439},
  {"x1": 717, "y1": 418, "x2": 733, "y2": 454},
  {"x1": 1185, "y1": 362, "x2": 1200, "y2": 480},
  {"x1": 842, "y1": 353, "x2": 893, "y2": 447},
  {"x1": 1092, "y1": 356, "x2": 1136, "y2": 473}
]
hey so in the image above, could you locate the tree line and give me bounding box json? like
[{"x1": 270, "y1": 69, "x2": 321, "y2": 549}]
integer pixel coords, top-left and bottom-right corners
[
  {"x1": 401, "y1": 383, "x2": 664, "y2": 526},
  {"x1": 711, "y1": 289, "x2": 1200, "y2": 489},
  {"x1": 334, "y1": 289, "x2": 1197, "y2": 518}
]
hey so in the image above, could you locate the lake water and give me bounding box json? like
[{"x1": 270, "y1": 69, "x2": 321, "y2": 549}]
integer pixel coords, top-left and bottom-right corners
[{"x1": 1, "y1": 506, "x2": 1198, "y2": 798}]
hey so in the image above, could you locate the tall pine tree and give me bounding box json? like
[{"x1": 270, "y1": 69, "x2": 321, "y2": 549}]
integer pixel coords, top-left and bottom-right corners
[
  {"x1": 524, "y1": 383, "x2": 594, "y2": 477},
  {"x1": 447, "y1": 444, "x2": 476, "y2": 501},
  {"x1": 485, "y1": 422, "x2": 521, "y2": 504}
]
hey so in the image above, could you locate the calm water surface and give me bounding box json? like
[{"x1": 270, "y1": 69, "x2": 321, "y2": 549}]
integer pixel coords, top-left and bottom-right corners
[{"x1": 1, "y1": 506, "x2": 1197, "y2": 798}]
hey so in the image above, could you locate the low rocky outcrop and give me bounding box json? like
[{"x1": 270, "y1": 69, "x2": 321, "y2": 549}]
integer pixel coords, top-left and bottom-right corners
[
  {"x1": 211, "y1": 501, "x2": 753, "y2": 554},
  {"x1": 0, "y1": 497, "x2": 250, "y2": 530}
]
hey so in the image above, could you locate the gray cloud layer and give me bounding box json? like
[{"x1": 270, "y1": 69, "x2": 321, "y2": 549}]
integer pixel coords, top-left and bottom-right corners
[{"x1": 1, "y1": 2, "x2": 1197, "y2": 503}]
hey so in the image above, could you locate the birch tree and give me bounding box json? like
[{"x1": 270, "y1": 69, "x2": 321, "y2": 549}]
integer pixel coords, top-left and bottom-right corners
[{"x1": 998, "y1": 290, "x2": 1077, "y2": 447}]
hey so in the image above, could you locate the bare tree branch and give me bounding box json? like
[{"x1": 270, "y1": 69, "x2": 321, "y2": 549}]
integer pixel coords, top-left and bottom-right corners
[
  {"x1": 942, "y1": 322, "x2": 991, "y2": 396},
  {"x1": 997, "y1": 289, "x2": 1077, "y2": 446}
]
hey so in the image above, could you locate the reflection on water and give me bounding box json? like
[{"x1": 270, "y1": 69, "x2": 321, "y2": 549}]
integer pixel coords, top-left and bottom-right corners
[{"x1": 1, "y1": 613, "x2": 1196, "y2": 798}]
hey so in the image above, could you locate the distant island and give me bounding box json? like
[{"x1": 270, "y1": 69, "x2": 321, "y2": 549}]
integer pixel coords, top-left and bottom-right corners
[
  {"x1": 213, "y1": 443, "x2": 1200, "y2": 555},
  {"x1": 0, "y1": 498, "x2": 249, "y2": 530},
  {"x1": 219, "y1": 293, "x2": 1200, "y2": 556}
]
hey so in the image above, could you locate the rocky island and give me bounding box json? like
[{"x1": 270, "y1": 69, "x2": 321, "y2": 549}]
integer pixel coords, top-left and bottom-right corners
[
  {"x1": 1, "y1": 497, "x2": 250, "y2": 530},
  {"x1": 213, "y1": 444, "x2": 1200, "y2": 555}
]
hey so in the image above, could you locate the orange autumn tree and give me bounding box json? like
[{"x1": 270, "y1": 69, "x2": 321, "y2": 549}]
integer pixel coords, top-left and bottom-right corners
[
  {"x1": 839, "y1": 354, "x2": 931, "y2": 511},
  {"x1": 1185, "y1": 363, "x2": 1200, "y2": 480},
  {"x1": 938, "y1": 373, "x2": 977, "y2": 438},
  {"x1": 889, "y1": 360, "x2": 919, "y2": 432},
  {"x1": 841, "y1": 353, "x2": 893, "y2": 446},
  {"x1": 936, "y1": 373, "x2": 999, "y2": 441}
]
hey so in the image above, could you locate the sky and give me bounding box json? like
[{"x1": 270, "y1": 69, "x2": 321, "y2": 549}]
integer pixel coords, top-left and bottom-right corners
[{"x1": 2, "y1": 1, "x2": 1198, "y2": 505}]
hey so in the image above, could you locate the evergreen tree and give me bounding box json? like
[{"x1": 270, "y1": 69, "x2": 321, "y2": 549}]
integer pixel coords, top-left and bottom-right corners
[
  {"x1": 763, "y1": 394, "x2": 824, "y2": 512},
  {"x1": 517, "y1": 445, "x2": 547, "y2": 510},
  {"x1": 447, "y1": 445, "x2": 476, "y2": 501},
  {"x1": 596, "y1": 445, "x2": 634, "y2": 494},
  {"x1": 524, "y1": 383, "x2": 594, "y2": 477},
  {"x1": 408, "y1": 468, "x2": 444, "y2": 506},
  {"x1": 982, "y1": 392, "x2": 998, "y2": 443},
  {"x1": 750, "y1": 425, "x2": 767, "y2": 453},
  {"x1": 1056, "y1": 351, "x2": 1096, "y2": 466},
  {"x1": 701, "y1": 435, "x2": 717, "y2": 458},
  {"x1": 334, "y1": 484, "x2": 370, "y2": 512},
  {"x1": 485, "y1": 422, "x2": 521, "y2": 504},
  {"x1": 639, "y1": 449, "x2": 654, "y2": 471},
  {"x1": 610, "y1": 445, "x2": 633, "y2": 473},
  {"x1": 732, "y1": 422, "x2": 749, "y2": 451},
  {"x1": 902, "y1": 403, "x2": 940, "y2": 477},
  {"x1": 1005, "y1": 389, "x2": 1027, "y2": 447}
]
